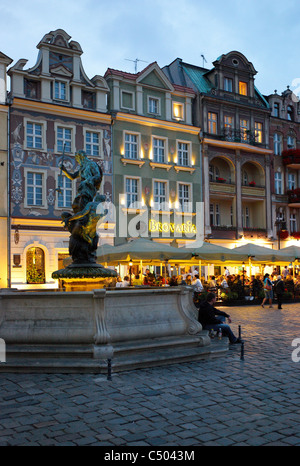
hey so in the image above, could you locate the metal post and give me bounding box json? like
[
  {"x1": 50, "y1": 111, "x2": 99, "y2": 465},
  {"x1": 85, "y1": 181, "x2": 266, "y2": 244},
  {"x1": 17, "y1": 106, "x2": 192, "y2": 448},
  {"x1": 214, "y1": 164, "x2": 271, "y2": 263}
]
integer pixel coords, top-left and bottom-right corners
[
  {"x1": 240, "y1": 341, "x2": 245, "y2": 360},
  {"x1": 238, "y1": 325, "x2": 241, "y2": 339},
  {"x1": 107, "y1": 358, "x2": 112, "y2": 380}
]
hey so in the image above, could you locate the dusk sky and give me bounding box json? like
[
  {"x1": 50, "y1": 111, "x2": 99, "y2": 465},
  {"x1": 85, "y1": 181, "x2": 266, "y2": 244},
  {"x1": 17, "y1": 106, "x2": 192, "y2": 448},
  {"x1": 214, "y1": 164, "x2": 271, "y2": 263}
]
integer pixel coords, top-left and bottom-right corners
[{"x1": 1, "y1": 0, "x2": 299, "y2": 97}]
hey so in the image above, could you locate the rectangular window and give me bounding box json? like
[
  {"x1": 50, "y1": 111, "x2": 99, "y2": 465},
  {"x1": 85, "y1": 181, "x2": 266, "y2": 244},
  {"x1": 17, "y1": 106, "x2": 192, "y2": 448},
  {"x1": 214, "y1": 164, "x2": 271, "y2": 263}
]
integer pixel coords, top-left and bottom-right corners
[
  {"x1": 242, "y1": 207, "x2": 250, "y2": 228},
  {"x1": 27, "y1": 172, "x2": 43, "y2": 206},
  {"x1": 255, "y1": 122, "x2": 263, "y2": 143},
  {"x1": 178, "y1": 183, "x2": 191, "y2": 212},
  {"x1": 154, "y1": 181, "x2": 167, "y2": 210},
  {"x1": 57, "y1": 175, "x2": 73, "y2": 208},
  {"x1": 57, "y1": 127, "x2": 72, "y2": 153},
  {"x1": 224, "y1": 115, "x2": 233, "y2": 140},
  {"x1": 240, "y1": 119, "x2": 249, "y2": 141},
  {"x1": 208, "y1": 112, "x2": 217, "y2": 134},
  {"x1": 124, "y1": 133, "x2": 138, "y2": 159},
  {"x1": 54, "y1": 81, "x2": 66, "y2": 100},
  {"x1": 239, "y1": 81, "x2": 247, "y2": 96},
  {"x1": 85, "y1": 131, "x2": 100, "y2": 156},
  {"x1": 177, "y1": 141, "x2": 190, "y2": 166},
  {"x1": 224, "y1": 77, "x2": 233, "y2": 92},
  {"x1": 288, "y1": 173, "x2": 296, "y2": 190},
  {"x1": 287, "y1": 135, "x2": 296, "y2": 149},
  {"x1": 26, "y1": 122, "x2": 43, "y2": 149},
  {"x1": 210, "y1": 203, "x2": 220, "y2": 226},
  {"x1": 274, "y1": 133, "x2": 282, "y2": 155},
  {"x1": 148, "y1": 97, "x2": 160, "y2": 114},
  {"x1": 290, "y1": 214, "x2": 297, "y2": 233},
  {"x1": 153, "y1": 137, "x2": 166, "y2": 163},
  {"x1": 274, "y1": 102, "x2": 280, "y2": 117},
  {"x1": 172, "y1": 102, "x2": 184, "y2": 120},
  {"x1": 126, "y1": 178, "x2": 139, "y2": 208},
  {"x1": 275, "y1": 172, "x2": 283, "y2": 194},
  {"x1": 121, "y1": 91, "x2": 134, "y2": 109}
]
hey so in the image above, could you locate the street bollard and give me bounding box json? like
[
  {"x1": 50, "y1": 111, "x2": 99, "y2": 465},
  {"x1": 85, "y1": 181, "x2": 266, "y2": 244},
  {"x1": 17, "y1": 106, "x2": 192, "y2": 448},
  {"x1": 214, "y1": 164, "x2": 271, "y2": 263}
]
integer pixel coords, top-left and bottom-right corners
[
  {"x1": 240, "y1": 341, "x2": 245, "y2": 360},
  {"x1": 107, "y1": 358, "x2": 112, "y2": 380},
  {"x1": 238, "y1": 325, "x2": 241, "y2": 339}
]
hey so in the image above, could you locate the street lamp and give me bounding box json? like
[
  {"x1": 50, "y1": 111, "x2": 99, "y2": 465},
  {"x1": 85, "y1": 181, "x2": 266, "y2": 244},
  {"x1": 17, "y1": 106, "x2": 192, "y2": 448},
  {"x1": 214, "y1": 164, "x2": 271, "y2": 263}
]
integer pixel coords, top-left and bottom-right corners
[{"x1": 129, "y1": 259, "x2": 133, "y2": 286}]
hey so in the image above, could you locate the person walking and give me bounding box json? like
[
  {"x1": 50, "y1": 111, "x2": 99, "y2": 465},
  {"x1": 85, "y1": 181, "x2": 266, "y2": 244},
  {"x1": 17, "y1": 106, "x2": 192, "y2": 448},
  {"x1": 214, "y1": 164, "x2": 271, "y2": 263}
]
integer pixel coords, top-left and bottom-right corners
[
  {"x1": 274, "y1": 275, "x2": 285, "y2": 309},
  {"x1": 261, "y1": 273, "x2": 273, "y2": 308}
]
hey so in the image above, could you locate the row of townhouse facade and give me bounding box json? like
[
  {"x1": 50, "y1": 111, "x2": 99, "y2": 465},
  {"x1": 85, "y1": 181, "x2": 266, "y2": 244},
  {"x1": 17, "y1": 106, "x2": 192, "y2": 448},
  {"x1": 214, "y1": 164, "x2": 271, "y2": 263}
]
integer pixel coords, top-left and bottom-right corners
[{"x1": 0, "y1": 29, "x2": 299, "y2": 289}]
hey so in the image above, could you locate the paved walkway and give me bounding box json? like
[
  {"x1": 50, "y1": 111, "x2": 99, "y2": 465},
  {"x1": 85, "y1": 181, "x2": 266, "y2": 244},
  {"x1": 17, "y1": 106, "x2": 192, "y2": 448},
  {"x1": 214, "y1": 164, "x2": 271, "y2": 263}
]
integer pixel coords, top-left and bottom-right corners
[{"x1": 1, "y1": 302, "x2": 300, "y2": 446}]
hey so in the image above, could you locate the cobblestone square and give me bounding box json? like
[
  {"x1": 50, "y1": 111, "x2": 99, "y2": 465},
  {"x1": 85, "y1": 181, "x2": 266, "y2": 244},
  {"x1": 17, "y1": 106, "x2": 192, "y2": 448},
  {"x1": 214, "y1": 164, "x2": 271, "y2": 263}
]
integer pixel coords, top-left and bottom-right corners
[{"x1": 0, "y1": 303, "x2": 300, "y2": 446}]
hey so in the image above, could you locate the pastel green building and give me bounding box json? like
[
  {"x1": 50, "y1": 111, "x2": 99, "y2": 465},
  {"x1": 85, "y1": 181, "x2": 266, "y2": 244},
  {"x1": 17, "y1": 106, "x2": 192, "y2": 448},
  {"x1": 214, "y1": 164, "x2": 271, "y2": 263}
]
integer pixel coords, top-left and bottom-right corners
[{"x1": 104, "y1": 62, "x2": 202, "y2": 247}]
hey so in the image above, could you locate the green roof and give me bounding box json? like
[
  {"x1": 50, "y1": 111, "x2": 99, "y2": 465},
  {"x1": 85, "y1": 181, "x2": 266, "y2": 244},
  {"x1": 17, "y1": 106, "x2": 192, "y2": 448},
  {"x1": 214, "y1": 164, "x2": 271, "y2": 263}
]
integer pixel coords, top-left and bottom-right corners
[{"x1": 182, "y1": 64, "x2": 213, "y2": 93}]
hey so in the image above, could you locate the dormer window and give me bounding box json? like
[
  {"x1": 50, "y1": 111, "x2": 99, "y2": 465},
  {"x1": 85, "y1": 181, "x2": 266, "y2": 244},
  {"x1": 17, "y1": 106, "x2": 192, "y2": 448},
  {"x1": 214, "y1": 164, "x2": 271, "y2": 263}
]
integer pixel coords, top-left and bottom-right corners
[
  {"x1": 239, "y1": 81, "x2": 248, "y2": 96},
  {"x1": 224, "y1": 77, "x2": 233, "y2": 92},
  {"x1": 148, "y1": 96, "x2": 160, "y2": 115},
  {"x1": 172, "y1": 102, "x2": 184, "y2": 120},
  {"x1": 273, "y1": 102, "x2": 280, "y2": 117},
  {"x1": 54, "y1": 80, "x2": 67, "y2": 100}
]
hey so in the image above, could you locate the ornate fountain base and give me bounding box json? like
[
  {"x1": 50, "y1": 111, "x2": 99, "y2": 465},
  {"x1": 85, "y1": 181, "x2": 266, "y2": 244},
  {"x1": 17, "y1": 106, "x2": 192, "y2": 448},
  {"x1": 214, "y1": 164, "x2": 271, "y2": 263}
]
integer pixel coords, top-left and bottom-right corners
[{"x1": 52, "y1": 262, "x2": 118, "y2": 291}]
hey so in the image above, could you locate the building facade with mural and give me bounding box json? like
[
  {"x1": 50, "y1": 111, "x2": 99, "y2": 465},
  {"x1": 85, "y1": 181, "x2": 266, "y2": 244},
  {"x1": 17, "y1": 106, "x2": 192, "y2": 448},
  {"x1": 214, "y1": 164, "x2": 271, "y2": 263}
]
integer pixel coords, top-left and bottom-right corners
[{"x1": 7, "y1": 29, "x2": 113, "y2": 289}]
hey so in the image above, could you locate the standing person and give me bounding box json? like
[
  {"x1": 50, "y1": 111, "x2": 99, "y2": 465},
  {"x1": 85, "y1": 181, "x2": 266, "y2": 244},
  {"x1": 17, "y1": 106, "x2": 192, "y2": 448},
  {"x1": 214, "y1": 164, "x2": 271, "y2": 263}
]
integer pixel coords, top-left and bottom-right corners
[
  {"x1": 197, "y1": 292, "x2": 242, "y2": 344},
  {"x1": 224, "y1": 267, "x2": 230, "y2": 278},
  {"x1": 261, "y1": 273, "x2": 273, "y2": 308},
  {"x1": 282, "y1": 266, "x2": 289, "y2": 280},
  {"x1": 274, "y1": 275, "x2": 285, "y2": 310}
]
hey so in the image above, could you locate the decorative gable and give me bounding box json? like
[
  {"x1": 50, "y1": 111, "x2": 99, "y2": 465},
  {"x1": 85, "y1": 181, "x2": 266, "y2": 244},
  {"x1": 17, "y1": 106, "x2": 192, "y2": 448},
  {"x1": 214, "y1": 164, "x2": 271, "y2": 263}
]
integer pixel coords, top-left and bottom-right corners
[
  {"x1": 137, "y1": 62, "x2": 174, "y2": 91},
  {"x1": 50, "y1": 65, "x2": 73, "y2": 78}
]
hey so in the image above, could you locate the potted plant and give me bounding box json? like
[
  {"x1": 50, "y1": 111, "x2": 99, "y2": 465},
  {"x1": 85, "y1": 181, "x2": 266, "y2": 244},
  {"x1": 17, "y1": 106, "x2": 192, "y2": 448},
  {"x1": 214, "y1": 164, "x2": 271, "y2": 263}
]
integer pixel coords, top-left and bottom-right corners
[
  {"x1": 249, "y1": 181, "x2": 256, "y2": 187},
  {"x1": 216, "y1": 177, "x2": 226, "y2": 183}
]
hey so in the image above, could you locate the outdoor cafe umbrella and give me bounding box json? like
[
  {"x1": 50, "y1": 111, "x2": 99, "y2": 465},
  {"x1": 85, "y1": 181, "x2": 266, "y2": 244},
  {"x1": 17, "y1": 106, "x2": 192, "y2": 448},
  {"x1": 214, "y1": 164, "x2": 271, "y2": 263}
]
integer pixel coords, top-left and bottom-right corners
[
  {"x1": 96, "y1": 237, "x2": 193, "y2": 263},
  {"x1": 189, "y1": 240, "x2": 243, "y2": 262},
  {"x1": 231, "y1": 243, "x2": 278, "y2": 262},
  {"x1": 274, "y1": 245, "x2": 300, "y2": 262}
]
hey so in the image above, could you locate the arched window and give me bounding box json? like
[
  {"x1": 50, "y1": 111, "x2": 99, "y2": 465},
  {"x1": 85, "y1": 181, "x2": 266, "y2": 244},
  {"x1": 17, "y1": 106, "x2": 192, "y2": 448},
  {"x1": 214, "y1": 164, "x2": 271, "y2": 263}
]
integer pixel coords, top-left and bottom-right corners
[{"x1": 26, "y1": 247, "x2": 45, "y2": 284}]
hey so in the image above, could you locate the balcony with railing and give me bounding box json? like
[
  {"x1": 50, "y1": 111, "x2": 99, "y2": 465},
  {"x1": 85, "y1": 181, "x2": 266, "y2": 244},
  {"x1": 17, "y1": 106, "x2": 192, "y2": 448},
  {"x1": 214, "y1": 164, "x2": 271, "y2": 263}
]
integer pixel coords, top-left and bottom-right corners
[
  {"x1": 204, "y1": 128, "x2": 265, "y2": 147},
  {"x1": 287, "y1": 188, "x2": 300, "y2": 207},
  {"x1": 282, "y1": 149, "x2": 300, "y2": 169}
]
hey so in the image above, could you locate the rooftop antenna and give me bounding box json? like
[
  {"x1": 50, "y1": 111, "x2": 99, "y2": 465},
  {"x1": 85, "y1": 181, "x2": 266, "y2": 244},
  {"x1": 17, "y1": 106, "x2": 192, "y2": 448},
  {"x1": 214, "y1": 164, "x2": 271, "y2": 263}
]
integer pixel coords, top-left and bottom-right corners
[
  {"x1": 201, "y1": 54, "x2": 207, "y2": 68},
  {"x1": 125, "y1": 58, "x2": 148, "y2": 73}
]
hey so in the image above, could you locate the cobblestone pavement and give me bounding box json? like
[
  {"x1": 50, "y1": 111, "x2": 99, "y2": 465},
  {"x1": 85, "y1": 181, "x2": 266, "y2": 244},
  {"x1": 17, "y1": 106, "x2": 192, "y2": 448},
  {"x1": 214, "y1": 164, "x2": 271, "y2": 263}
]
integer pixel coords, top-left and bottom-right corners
[{"x1": 1, "y1": 302, "x2": 300, "y2": 447}]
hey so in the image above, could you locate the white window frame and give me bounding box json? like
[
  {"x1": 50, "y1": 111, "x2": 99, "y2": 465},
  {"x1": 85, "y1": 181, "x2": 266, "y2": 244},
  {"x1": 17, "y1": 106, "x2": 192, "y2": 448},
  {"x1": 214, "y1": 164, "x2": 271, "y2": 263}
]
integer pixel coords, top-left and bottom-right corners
[
  {"x1": 54, "y1": 171, "x2": 76, "y2": 210},
  {"x1": 123, "y1": 130, "x2": 141, "y2": 160},
  {"x1": 83, "y1": 128, "x2": 103, "y2": 158},
  {"x1": 24, "y1": 118, "x2": 47, "y2": 152},
  {"x1": 172, "y1": 101, "x2": 184, "y2": 121},
  {"x1": 210, "y1": 203, "x2": 220, "y2": 226},
  {"x1": 124, "y1": 176, "x2": 142, "y2": 209},
  {"x1": 152, "y1": 136, "x2": 168, "y2": 164},
  {"x1": 24, "y1": 167, "x2": 47, "y2": 209},
  {"x1": 120, "y1": 90, "x2": 135, "y2": 110},
  {"x1": 176, "y1": 140, "x2": 191, "y2": 166},
  {"x1": 54, "y1": 123, "x2": 75, "y2": 154},
  {"x1": 287, "y1": 135, "x2": 296, "y2": 149},
  {"x1": 288, "y1": 173, "x2": 296, "y2": 190},
  {"x1": 54, "y1": 79, "x2": 69, "y2": 102},
  {"x1": 224, "y1": 77, "x2": 233, "y2": 92},
  {"x1": 147, "y1": 96, "x2": 161, "y2": 115},
  {"x1": 209, "y1": 164, "x2": 220, "y2": 181},
  {"x1": 275, "y1": 171, "x2": 283, "y2": 195},
  {"x1": 290, "y1": 213, "x2": 297, "y2": 233},
  {"x1": 274, "y1": 133, "x2": 282, "y2": 155},
  {"x1": 177, "y1": 182, "x2": 192, "y2": 213},
  {"x1": 152, "y1": 179, "x2": 169, "y2": 211}
]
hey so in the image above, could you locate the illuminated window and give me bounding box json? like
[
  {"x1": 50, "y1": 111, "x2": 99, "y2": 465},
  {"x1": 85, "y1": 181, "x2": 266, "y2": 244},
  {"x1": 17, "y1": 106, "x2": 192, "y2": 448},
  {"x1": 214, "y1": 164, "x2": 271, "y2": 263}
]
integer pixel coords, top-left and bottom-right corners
[
  {"x1": 208, "y1": 112, "x2": 217, "y2": 134},
  {"x1": 240, "y1": 119, "x2": 249, "y2": 141},
  {"x1": 172, "y1": 102, "x2": 184, "y2": 120},
  {"x1": 26, "y1": 247, "x2": 45, "y2": 284},
  {"x1": 239, "y1": 81, "x2": 247, "y2": 96},
  {"x1": 255, "y1": 122, "x2": 263, "y2": 143},
  {"x1": 224, "y1": 115, "x2": 233, "y2": 140}
]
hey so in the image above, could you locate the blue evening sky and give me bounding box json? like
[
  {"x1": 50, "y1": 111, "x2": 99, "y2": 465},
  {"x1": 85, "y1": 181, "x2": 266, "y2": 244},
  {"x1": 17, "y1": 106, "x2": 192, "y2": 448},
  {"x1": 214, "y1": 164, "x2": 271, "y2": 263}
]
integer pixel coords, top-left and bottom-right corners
[{"x1": 0, "y1": 0, "x2": 299, "y2": 97}]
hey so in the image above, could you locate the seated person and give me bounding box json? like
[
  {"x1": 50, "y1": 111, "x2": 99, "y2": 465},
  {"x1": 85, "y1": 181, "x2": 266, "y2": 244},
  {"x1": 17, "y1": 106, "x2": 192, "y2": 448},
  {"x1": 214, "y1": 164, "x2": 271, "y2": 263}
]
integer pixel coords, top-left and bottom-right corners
[
  {"x1": 197, "y1": 292, "x2": 242, "y2": 344},
  {"x1": 192, "y1": 274, "x2": 204, "y2": 292}
]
